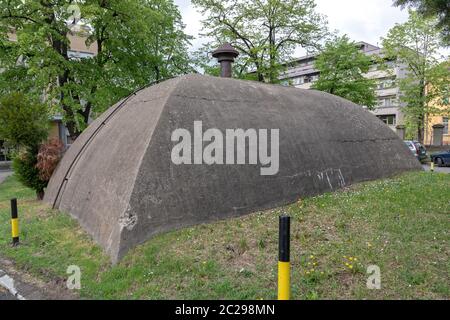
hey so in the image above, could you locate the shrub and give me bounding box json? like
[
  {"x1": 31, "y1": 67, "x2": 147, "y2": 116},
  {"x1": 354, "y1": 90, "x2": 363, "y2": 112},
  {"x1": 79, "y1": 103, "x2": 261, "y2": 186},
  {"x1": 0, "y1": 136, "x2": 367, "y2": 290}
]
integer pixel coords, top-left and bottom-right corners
[
  {"x1": 0, "y1": 92, "x2": 50, "y2": 198},
  {"x1": 36, "y1": 139, "x2": 64, "y2": 182},
  {"x1": 12, "y1": 147, "x2": 47, "y2": 200}
]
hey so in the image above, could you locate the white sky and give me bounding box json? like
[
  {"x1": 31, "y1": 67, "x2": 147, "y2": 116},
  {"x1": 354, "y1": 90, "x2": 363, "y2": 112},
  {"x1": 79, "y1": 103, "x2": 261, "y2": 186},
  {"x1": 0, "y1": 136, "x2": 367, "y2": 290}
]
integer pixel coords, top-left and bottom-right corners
[{"x1": 174, "y1": 0, "x2": 410, "y2": 56}]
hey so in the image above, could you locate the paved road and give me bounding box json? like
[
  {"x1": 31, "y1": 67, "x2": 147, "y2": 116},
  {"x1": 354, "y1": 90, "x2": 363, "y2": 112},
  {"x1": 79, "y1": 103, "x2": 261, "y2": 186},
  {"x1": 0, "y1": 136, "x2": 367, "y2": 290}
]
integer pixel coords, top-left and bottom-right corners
[
  {"x1": 422, "y1": 164, "x2": 450, "y2": 174},
  {"x1": 0, "y1": 287, "x2": 16, "y2": 300},
  {"x1": 0, "y1": 270, "x2": 19, "y2": 300},
  {"x1": 0, "y1": 170, "x2": 13, "y2": 184}
]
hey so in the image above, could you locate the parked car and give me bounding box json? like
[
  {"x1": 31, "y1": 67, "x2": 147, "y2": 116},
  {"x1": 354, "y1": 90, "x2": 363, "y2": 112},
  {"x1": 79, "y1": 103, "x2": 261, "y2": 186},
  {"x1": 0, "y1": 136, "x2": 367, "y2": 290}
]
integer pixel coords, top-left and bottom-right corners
[
  {"x1": 404, "y1": 140, "x2": 428, "y2": 163},
  {"x1": 430, "y1": 150, "x2": 450, "y2": 167}
]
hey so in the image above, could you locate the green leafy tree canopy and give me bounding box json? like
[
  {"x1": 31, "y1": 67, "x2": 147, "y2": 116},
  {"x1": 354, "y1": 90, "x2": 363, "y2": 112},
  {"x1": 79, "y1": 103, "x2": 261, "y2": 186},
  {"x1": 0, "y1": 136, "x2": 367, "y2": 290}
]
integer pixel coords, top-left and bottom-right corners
[
  {"x1": 0, "y1": 0, "x2": 192, "y2": 140},
  {"x1": 192, "y1": 0, "x2": 328, "y2": 83},
  {"x1": 0, "y1": 92, "x2": 49, "y2": 148},
  {"x1": 382, "y1": 10, "x2": 449, "y2": 142},
  {"x1": 393, "y1": 0, "x2": 450, "y2": 44},
  {"x1": 312, "y1": 35, "x2": 377, "y2": 109}
]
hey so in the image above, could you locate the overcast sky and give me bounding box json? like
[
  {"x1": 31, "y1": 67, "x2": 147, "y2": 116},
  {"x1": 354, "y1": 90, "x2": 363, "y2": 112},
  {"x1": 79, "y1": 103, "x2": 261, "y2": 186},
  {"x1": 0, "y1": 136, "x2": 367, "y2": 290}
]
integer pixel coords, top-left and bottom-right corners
[{"x1": 174, "y1": 0, "x2": 411, "y2": 56}]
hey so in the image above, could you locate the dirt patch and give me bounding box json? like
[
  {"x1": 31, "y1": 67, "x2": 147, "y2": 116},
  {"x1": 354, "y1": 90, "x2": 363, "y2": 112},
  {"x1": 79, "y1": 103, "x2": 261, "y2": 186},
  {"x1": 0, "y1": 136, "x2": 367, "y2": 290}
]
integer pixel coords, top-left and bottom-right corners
[{"x1": 0, "y1": 257, "x2": 79, "y2": 300}]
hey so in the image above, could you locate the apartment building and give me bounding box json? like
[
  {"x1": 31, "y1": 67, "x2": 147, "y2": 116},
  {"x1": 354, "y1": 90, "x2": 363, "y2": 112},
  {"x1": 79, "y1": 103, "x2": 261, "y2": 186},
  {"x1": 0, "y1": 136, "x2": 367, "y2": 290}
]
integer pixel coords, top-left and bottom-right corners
[
  {"x1": 423, "y1": 93, "x2": 450, "y2": 145},
  {"x1": 280, "y1": 42, "x2": 406, "y2": 131},
  {"x1": 7, "y1": 25, "x2": 97, "y2": 59}
]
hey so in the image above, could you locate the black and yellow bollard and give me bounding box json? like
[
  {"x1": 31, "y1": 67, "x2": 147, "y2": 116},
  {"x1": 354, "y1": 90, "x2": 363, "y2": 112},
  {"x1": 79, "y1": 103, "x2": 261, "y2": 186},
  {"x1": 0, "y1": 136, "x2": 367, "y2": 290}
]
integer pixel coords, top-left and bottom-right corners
[
  {"x1": 11, "y1": 198, "x2": 19, "y2": 246},
  {"x1": 278, "y1": 215, "x2": 290, "y2": 300}
]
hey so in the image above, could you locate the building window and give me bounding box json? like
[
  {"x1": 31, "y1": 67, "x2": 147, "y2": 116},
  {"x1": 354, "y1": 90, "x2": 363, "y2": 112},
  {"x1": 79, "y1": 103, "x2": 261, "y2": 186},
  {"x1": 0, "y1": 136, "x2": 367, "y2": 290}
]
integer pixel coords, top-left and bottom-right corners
[
  {"x1": 377, "y1": 78, "x2": 395, "y2": 90},
  {"x1": 292, "y1": 77, "x2": 302, "y2": 85},
  {"x1": 377, "y1": 96, "x2": 398, "y2": 108},
  {"x1": 304, "y1": 76, "x2": 312, "y2": 83},
  {"x1": 68, "y1": 50, "x2": 95, "y2": 60},
  {"x1": 444, "y1": 117, "x2": 449, "y2": 135},
  {"x1": 377, "y1": 115, "x2": 396, "y2": 126}
]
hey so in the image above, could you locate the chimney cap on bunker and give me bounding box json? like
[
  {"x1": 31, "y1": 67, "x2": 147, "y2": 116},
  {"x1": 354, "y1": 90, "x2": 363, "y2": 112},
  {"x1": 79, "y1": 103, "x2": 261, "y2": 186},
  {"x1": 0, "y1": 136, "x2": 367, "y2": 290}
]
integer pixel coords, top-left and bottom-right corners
[
  {"x1": 212, "y1": 43, "x2": 239, "y2": 61},
  {"x1": 212, "y1": 43, "x2": 239, "y2": 78}
]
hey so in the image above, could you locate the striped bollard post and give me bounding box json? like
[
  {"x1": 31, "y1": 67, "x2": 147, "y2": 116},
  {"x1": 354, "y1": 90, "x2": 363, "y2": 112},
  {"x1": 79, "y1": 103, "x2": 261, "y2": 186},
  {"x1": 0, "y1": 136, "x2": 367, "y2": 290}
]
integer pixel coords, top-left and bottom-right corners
[
  {"x1": 278, "y1": 215, "x2": 291, "y2": 300},
  {"x1": 11, "y1": 198, "x2": 19, "y2": 246}
]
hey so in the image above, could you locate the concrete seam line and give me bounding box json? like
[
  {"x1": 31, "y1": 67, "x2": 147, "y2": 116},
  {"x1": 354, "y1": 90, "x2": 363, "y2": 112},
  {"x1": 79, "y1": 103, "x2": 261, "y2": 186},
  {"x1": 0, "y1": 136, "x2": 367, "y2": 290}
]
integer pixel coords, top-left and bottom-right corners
[
  {"x1": 0, "y1": 269, "x2": 26, "y2": 300},
  {"x1": 51, "y1": 77, "x2": 175, "y2": 209}
]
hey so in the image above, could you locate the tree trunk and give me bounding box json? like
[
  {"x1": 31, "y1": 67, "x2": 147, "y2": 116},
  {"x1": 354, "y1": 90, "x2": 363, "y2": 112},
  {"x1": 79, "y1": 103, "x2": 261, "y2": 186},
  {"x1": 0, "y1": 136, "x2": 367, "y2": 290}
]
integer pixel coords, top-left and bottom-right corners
[
  {"x1": 53, "y1": 27, "x2": 83, "y2": 141},
  {"x1": 417, "y1": 118, "x2": 425, "y2": 144},
  {"x1": 417, "y1": 124, "x2": 422, "y2": 143},
  {"x1": 37, "y1": 190, "x2": 45, "y2": 201},
  {"x1": 269, "y1": 27, "x2": 276, "y2": 83},
  {"x1": 257, "y1": 72, "x2": 264, "y2": 82},
  {"x1": 417, "y1": 82, "x2": 426, "y2": 144}
]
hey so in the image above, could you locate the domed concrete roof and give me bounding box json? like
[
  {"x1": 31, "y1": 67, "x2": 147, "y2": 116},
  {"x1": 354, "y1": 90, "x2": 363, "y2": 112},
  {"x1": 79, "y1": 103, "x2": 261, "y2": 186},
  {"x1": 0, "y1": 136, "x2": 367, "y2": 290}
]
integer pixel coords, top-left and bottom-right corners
[{"x1": 44, "y1": 74, "x2": 421, "y2": 262}]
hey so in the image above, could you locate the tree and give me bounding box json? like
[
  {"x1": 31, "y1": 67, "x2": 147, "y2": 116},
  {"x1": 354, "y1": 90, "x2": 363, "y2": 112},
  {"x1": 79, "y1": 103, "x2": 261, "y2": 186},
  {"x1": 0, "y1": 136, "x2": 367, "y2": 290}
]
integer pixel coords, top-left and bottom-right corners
[
  {"x1": 0, "y1": 0, "x2": 192, "y2": 140},
  {"x1": 0, "y1": 93, "x2": 49, "y2": 148},
  {"x1": 393, "y1": 0, "x2": 450, "y2": 44},
  {"x1": 192, "y1": 0, "x2": 328, "y2": 83},
  {"x1": 382, "y1": 10, "x2": 449, "y2": 143},
  {"x1": 311, "y1": 36, "x2": 377, "y2": 109},
  {"x1": 0, "y1": 92, "x2": 49, "y2": 198}
]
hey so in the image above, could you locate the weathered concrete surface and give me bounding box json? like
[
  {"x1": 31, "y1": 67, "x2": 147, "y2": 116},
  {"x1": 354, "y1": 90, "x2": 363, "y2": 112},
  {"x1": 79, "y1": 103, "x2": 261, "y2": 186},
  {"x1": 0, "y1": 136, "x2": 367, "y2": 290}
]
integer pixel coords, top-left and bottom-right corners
[{"x1": 44, "y1": 74, "x2": 422, "y2": 262}]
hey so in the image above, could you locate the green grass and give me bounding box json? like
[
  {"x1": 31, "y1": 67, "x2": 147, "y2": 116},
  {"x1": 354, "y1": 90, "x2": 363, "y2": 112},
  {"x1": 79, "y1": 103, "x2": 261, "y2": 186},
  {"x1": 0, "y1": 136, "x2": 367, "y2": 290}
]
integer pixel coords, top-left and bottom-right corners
[{"x1": 0, "y1": 172, "x2": 449, "y2": 299}]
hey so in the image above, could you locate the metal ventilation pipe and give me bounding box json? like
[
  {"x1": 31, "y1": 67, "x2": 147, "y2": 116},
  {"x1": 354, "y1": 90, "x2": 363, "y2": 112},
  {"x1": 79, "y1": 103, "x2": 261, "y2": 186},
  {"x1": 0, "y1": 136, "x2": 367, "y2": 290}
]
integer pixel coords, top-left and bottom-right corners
[{"x1": 212, "y1": 43, "x2": 239, "y2": 78}]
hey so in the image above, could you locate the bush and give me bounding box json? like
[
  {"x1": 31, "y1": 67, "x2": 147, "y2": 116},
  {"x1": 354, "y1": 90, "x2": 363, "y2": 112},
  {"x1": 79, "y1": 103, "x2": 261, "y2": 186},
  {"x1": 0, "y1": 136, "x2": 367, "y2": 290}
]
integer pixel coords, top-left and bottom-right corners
[
  {"x1": 36, "y1": 139, "x2": 64, "y2": 182},
  {"x1": 0, "y1": 92, "x2": 50, "y2": 198},
  {"x1": 12, "y1": 147, "x2": 47, "y2": 200}
]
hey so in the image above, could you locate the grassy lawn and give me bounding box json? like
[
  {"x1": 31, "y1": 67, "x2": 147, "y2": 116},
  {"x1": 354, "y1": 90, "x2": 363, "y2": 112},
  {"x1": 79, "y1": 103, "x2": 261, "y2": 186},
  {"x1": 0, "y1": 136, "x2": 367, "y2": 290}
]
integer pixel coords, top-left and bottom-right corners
[{"x1": 0, "y1": 172, "x2": 449, "y2": 300}]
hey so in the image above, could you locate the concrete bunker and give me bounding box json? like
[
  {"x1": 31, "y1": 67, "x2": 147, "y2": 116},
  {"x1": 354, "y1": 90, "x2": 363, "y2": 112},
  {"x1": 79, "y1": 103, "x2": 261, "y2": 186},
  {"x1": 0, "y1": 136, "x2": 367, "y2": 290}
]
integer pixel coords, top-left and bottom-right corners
[{"x1": 44, "y1": 74, "x2": 421, "y2": 262}]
